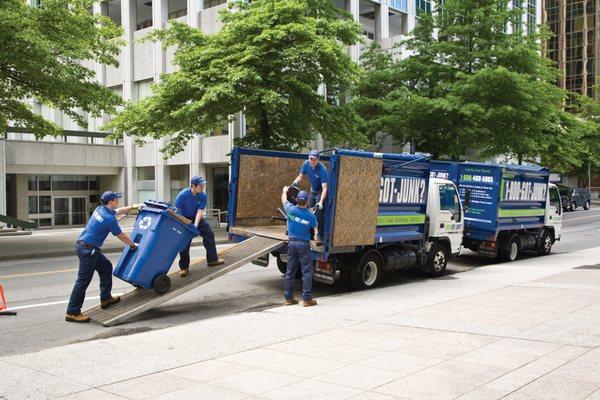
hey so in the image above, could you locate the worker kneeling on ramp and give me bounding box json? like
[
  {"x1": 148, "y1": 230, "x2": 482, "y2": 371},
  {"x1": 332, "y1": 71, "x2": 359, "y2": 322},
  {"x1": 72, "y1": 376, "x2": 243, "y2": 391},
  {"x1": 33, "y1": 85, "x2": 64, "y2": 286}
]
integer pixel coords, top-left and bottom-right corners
[{"x1": 281, "y1": 187, "x2": 317, "y2": 307}]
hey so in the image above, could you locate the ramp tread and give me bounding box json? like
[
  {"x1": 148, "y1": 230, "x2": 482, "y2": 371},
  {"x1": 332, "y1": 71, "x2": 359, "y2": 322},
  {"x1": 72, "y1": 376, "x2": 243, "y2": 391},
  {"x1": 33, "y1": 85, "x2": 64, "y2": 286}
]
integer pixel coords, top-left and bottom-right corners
[{"x1": 85, "y1": 236, "x2": 284, "y2": 326}]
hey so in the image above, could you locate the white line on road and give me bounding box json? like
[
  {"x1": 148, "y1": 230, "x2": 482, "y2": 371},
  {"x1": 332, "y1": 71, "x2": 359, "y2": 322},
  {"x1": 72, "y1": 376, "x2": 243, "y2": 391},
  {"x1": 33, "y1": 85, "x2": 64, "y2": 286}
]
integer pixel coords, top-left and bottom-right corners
[{"x1": 9, "y1": 296, "x2": 100, "y2": 311}]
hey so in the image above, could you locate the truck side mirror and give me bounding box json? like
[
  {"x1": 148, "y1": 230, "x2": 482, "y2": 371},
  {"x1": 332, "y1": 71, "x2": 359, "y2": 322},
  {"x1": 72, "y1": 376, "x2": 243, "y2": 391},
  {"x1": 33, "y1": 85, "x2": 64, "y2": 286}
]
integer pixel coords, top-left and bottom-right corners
[{"x1": 464, "y1": 190, "x2": 471, "y2": 209}]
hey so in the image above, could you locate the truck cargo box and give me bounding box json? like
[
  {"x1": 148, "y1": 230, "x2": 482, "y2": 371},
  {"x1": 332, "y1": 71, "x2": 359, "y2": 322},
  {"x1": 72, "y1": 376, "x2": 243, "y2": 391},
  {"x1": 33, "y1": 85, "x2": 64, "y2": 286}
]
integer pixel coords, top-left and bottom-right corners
[
  {"x1": 228, "y1": 147, "x2": 431, "y2": 258},
  {"x1": 431, "y1": 161, "x2": 550, "y2": 242}
]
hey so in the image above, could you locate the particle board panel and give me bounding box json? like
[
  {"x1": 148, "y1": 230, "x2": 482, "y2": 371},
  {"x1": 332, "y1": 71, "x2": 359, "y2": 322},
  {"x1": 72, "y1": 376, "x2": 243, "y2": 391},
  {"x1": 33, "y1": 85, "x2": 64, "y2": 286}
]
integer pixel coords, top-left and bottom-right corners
[
  {"x1": 332, "y1": 155, "x2": 382, "y2": 247},
  {"x1": 235, "y1": 154, "x2": 311, "y2": 226}
]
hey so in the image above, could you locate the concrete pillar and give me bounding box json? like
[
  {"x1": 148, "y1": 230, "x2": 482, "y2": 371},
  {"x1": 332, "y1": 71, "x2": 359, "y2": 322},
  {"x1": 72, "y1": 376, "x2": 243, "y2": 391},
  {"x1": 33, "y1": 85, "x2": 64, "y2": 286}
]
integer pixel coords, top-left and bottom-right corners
[
  {"x1": 407, "y1": 0, "x2": 417, "y2": 33},
  {"x1": 375, "y1": 1, "x2": 390, "y2": 41},
  {"x1": 0, "y1": 139, "x2": 6, "y2": 216},
  {"x1": 122, "y1": 0, "x2": 137, "y2": 203},
  {"x1": 154, "y1": 0, "x2": 171, "y2": 202},
  {"x1": 187, "y1": 0, "x2": 203, "y2": 27},
  {"x1": 15, "y1": 175, "x2": 28, "y2": 221},
  {"x1": 347, "y1": 0, "x2": 360, "y2": 62}
]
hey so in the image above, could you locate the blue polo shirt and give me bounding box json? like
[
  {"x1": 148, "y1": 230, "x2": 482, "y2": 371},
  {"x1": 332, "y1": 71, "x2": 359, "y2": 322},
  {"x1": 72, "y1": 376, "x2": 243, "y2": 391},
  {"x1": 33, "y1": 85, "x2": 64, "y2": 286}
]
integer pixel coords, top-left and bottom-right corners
[
  {"x1": 300, "y1": 160, "x2": 328, "y2": 193},
  {"x1": 78, "y1": 206, "x2": 122, "y2": 248},
  {"x1": 174, "y1": 188, "x2": 207, "y2": 219},
  {"x1": 283, "y1": 201, "x2": 317, "y2": 242}
]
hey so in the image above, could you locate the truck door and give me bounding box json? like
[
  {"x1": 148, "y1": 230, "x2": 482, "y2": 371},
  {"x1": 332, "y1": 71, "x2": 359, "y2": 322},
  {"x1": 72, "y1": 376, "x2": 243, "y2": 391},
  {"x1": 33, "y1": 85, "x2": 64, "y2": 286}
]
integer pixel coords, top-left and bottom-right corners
[
  {"x1": 547, "y1": 184, "x2": 563, "y2": 239},
  {"x1": 430, "y1": 182, "x2": 463, "y2": 254}
]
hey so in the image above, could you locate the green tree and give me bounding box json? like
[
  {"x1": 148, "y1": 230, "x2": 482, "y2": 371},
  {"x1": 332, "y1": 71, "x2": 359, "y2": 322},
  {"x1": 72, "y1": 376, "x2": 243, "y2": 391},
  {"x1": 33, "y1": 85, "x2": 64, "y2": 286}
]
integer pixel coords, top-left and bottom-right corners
[
  {"x1": 0, "y1": 0, "x2": 123, "y2": 137},
  {"x1": 353, "y1": 0, "x2": 575, "y2": 164},
  {"x1": 107, "y1": 0, "x2": 365, "y2": 156}
]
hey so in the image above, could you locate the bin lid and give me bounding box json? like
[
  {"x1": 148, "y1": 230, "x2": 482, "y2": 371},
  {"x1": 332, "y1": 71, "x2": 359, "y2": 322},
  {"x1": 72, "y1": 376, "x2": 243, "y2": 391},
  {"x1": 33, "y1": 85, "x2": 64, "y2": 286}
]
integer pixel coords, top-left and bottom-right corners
[
  {"x1": 139, "y1": 202, "x2": 200, "y2": 236},
  {"x1": 144, "y1": 200, "x2": 172, "y2": 210}
]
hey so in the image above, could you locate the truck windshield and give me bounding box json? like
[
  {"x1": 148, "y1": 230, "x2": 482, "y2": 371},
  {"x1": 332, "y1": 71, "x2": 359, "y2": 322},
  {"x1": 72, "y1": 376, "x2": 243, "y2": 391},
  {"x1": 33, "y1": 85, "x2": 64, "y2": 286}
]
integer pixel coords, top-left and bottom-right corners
[{"x1": 439, "y1": 185, "x2": 460, "y2": 216}]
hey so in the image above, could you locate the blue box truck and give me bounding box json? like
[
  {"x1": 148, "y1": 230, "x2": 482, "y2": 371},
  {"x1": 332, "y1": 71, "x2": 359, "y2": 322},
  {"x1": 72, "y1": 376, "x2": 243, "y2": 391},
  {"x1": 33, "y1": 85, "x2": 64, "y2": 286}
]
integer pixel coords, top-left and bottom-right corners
[
  {"x1": 431, "y1": 161, "x2": 563, "y2": 261},
  {"x1": 227, "y1": 147, "x2": 466, "y2": 289}
]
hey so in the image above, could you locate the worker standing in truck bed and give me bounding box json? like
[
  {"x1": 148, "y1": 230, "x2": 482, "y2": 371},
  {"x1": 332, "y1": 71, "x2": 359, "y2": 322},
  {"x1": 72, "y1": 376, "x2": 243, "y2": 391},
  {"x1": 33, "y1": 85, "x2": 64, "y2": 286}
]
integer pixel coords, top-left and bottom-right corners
[{"x1": 292, "y1": 150, "x2": 328, "y2": 246}]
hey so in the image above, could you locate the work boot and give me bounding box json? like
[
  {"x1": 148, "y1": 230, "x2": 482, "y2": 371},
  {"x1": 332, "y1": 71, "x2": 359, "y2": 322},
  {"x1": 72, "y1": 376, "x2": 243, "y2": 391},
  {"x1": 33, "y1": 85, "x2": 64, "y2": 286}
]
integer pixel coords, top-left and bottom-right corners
[
  {"x1": 315, "y1": 241, "x2": 323, "y2": 247},
  {"x1": 284, "y1": 298, "x2": 299, "y2": 306},
  {"x1": 65, "y1": 313, "x2": 90, "y2": 323},
  {"x1": 207, "y1": 259, "x2": 225, "y2": 267},
  {"x1": 303, "y1": 299, "x2": 317, "y2": 307},
  {"x1": 180, "y1": 269, "x2": 189, "y2": 278},
  {"x1": 100, "y1": 296, "x2": 121, "y2": 310}
]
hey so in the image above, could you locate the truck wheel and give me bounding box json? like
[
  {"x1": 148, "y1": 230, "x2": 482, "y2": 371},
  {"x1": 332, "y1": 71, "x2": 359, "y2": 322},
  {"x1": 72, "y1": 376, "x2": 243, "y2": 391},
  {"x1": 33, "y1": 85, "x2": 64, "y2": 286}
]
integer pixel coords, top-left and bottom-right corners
[
  {"x1": 276, "y1": 254, "x2": 287, "y2": 275},
  {"x1": 152, "y1": 274, "x2": 171, "y2": 295},
  {"x1": 351, "y1": 251, "x2": 383, "y2": 290},
  {"x1": 500, "y1": 235, "x2": 520, "y2": 262},
  {"x1": 584, "y1": 200, "x2": 591, "y2": 210},
  {"x1": 537, "y1": 231, "x2": 553, "y2": 256},
  {"x1": 424, "y1": 243, "x2": 448, "y2": 277},
  {"x1": 570, "y1": 201, "x2": 577, "y2": 211}
]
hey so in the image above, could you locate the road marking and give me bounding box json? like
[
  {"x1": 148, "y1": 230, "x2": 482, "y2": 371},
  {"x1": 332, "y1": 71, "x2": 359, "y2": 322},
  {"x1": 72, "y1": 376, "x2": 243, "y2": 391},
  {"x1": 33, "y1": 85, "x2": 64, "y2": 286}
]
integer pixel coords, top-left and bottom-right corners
[
  {"x1": 563, "y1": 214, "x2": 600, "y2": 223},
  {"x1": 0, "y1": 268, "x2": 77, "y2": 279},
  {"x1": 9, "y1": 296, "x2": 100, "y2": 311}
]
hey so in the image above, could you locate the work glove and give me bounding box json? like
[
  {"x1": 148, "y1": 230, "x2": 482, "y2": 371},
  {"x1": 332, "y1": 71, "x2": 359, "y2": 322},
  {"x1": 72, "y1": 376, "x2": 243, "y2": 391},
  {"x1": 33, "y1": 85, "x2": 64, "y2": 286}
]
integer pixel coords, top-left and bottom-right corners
[
  {"x1": 131, "y1": 203, "x2": 142, "y2": 210},
  {"x1": 316, "y1": 202, "x2": 323, "y2": 210},
  {"x1": 283, "y1": 186, "x2": 289, "y2": 193},
  {"x1": 129, "y1": 243, "x2": 138, "y2": 251}
]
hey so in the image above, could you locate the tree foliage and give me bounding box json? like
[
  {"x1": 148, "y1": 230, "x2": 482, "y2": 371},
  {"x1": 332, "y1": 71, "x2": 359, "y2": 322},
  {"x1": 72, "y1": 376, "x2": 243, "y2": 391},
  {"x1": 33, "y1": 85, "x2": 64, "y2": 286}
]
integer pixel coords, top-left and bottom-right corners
[
  {"x1": 0, "y1": 0, "x2": 123, "y2": 137},
  {"x1": 352, "y1": 0, "x2": 579, "y2": 166},
  {"x1": 108, "y1": 0, "x2": 365, "y2": 156}
]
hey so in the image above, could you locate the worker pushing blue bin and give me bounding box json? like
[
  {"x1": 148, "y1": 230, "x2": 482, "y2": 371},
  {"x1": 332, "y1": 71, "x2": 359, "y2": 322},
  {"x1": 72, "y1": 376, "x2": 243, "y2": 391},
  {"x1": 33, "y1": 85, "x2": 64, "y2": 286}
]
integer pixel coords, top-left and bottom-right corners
[{"x1": 113, "y1": 201, "x2": 200, "y2": 294}]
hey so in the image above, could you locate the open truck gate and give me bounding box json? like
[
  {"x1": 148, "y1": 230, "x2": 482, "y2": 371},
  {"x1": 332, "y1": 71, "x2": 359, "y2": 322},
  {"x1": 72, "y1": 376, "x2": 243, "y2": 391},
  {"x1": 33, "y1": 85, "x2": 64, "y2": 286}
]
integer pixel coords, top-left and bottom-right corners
[{"x1": 84, "y1": 235, "x2": 284, "y2": 327}]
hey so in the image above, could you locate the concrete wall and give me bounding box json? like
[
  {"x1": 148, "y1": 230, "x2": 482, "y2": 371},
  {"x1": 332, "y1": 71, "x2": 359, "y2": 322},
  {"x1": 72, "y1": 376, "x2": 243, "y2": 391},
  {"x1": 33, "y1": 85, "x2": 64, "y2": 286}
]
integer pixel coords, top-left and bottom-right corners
[
  {"x1": 201, "y1": 135, "x2": 229, "y2": 164},
  {"x1": 5, "y1": 141, "x2": 123, "y2": 175},
  {"x1": 199, "y1": 3, "x2": 226, "y2": 34},
  {"x1": 133, "y1": 28, "x2": 154, "y2": 81},
  {"x1": 15, "y1": 174, "x2": 28, "y2": 221}
]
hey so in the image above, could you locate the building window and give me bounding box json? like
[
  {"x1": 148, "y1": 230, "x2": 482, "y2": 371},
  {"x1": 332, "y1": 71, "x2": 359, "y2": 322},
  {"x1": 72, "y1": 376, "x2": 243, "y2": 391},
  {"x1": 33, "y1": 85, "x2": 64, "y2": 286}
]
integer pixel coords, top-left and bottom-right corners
[
  {"x1": 389, "y1": 0, "x2": 408, "y2": 13},
  {"x1": 51, "y1": 175, "x2": 89, "y2": 191},
  {"x1": 415, "y1": 0, "x2": 432, "y2": 14},
  {"x1": 29, "y1": 196, "x2": 38, "y2": 214},
  {"x1": 204, "y1": 0, "x2": 226, "y2": 9}
]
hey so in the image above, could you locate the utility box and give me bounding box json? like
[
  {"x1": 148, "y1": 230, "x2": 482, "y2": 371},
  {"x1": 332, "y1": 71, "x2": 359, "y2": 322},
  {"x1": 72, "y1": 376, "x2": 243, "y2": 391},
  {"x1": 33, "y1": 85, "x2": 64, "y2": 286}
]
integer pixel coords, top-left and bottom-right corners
[{"x1": 113, "y1": 201, "x2": 199, "y2": 294}]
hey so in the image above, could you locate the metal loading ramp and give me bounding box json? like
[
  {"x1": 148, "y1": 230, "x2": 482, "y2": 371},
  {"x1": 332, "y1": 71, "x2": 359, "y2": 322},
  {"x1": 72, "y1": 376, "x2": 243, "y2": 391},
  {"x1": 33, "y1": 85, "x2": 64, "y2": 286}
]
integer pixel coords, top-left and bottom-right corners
[{"x1": 85, "y1": 236, "x2": 285, "y2": 327}]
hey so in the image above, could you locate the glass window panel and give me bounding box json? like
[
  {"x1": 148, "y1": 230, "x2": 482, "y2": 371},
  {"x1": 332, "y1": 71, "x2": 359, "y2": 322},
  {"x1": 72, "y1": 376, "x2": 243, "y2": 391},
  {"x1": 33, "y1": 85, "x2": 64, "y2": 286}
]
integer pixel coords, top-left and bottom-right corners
[
  {"x1": 28, "y1": 196, "x2": 39, "y2": 214},
  {"x1": 39, "y1": 175, "x2": 51, "y2": 191},
  {"x1": 39, "y1": 196, "x2": 51, "y2": 213},
  {"x1": 28, "y1": 176, "x2": 37, "y2": 191},
  {"x1": 89, "y1": 176, "x2": 99, "y2": 190}
]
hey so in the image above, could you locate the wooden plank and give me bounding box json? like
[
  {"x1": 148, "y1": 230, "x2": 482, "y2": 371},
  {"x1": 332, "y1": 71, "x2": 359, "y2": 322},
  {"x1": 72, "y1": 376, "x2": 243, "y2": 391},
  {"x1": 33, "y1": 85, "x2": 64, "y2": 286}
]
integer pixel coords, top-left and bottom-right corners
[
  {"x1": 332, "y1": 156, "x2": 382, "y2": 247},
  {"x1": 230, "y1": 225, "x2": 288, "y2": 241}
]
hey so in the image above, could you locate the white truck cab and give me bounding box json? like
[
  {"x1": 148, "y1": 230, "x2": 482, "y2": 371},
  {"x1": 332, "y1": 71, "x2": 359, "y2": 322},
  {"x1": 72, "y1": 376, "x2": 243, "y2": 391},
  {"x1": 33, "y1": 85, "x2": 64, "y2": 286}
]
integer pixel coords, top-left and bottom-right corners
[
  {"x1": 423, "y1": 178, "x2": 464, "y2": 275},
  {"x1": 545, "y1": 183, "x2": 563, "y2": 247}
]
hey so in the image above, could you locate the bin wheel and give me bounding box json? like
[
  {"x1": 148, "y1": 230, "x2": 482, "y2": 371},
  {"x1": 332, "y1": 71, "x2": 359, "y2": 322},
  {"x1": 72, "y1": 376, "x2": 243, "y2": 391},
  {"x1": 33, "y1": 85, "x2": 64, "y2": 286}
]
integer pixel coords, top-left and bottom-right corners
[{"x1": 152, "y1": 274, "x2": 171, "y2": 295}]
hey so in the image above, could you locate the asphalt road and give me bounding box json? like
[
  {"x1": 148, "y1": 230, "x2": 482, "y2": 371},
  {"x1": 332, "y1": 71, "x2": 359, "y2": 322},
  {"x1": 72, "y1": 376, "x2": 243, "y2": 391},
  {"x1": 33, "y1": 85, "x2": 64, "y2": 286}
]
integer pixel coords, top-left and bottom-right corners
[{"x1": 1, "y1": 207, "x2": 599, "y2": 357}]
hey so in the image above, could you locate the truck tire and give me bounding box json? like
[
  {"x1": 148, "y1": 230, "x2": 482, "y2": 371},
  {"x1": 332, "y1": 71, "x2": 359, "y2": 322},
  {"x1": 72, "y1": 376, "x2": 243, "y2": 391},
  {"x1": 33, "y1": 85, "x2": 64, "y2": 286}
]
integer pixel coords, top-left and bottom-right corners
[
  {"x1": 537, "y1": 230, "x2": 553, "y2": 256},
  {"x1": 584, "y1": 200, "x2": 591, "y2": 210},
  {"x1": 276, "y1": 254, "x2": 287, "y2": 275},
  {"x1": 424, "y1": 243, "x2": 448, "y2": 277},
  {"x1": 570, "y1": 201, "x2": 577, "y2": 211},
  {"x1": 152, "y1": 274, "x2": 171, "y2": 295},
  {"x1": 351, "y1": 251, "x2": 383, "y2": 290},
  {"x1": 500, "y1": 235, "x2": 520, "y2": 262}
]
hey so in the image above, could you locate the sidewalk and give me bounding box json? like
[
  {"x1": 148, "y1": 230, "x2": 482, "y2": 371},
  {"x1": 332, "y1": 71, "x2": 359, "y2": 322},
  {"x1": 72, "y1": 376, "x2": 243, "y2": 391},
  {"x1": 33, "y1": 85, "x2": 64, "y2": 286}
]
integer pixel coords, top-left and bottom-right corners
[
  {"x1": 2, "y1": 248, "x2": 600, "y2": 400},
  {"x1": 0, "y1": 217, "x2": 230, "y2": 260}
]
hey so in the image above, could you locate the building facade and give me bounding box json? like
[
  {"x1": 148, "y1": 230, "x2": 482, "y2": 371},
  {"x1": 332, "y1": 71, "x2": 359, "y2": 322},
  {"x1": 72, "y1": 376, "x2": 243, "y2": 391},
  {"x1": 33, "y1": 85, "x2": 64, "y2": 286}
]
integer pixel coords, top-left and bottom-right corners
[
  {"x1": 2, "y1": 0, "x2": 541, "y2": 228},
  {"x1": 544, "y1": 0, "x2": 600, "y2": 102}
]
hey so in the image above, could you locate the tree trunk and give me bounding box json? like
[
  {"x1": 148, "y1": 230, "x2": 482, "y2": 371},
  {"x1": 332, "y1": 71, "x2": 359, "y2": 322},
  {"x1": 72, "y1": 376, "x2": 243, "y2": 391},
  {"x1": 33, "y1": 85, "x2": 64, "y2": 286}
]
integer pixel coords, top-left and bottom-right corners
[{"x1": 258, "y1": 107, "x2": 273, "y2": 149}]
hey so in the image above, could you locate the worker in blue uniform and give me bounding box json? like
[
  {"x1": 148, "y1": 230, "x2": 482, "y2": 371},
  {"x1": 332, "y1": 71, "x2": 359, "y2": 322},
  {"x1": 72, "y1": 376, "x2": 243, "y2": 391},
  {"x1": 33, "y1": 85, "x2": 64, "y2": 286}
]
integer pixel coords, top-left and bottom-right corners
[
  {"x1": 281, "y1": 187, "x2": 318, "y2": 307},
  {"x1": 66, "y1": 191, "x2": 139, "y2": 323},
  {"x1": 292, "y1": 150, "x2": 328, "y2": 246},
  {"x1": 174, "y1": 176, "x2": 224, "y2": 277}
]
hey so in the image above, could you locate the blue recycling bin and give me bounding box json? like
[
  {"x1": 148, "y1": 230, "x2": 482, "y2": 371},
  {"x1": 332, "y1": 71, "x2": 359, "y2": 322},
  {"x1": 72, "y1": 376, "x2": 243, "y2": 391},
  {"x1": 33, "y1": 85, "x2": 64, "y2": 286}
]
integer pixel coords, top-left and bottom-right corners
[{"x1": 113, "y1": 200, "x2": 200, "y2": 294}]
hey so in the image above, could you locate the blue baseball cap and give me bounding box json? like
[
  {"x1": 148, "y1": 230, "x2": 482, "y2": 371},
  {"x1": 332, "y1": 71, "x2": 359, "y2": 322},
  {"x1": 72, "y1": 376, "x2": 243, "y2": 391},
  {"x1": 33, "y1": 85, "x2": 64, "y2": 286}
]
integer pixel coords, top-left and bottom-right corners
[
  {"x1": 297, "y1": 191, "x2": 309, "y2": 202},
  {"x1": 101, "y1": 191, "x2": 123, "y2": 203},
  {"x1": 190, "y1": 176, "x2": 206, "y2": 185},
  {"x1": 308, "y1": 150, "x2": 320, "y2": 159}
]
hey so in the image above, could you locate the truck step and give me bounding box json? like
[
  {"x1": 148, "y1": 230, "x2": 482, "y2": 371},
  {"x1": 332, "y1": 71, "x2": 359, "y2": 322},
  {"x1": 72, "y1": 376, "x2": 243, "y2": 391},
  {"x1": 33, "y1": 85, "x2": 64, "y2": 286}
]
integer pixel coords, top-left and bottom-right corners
[{"x1": 84, "y1": 235, "x2": 285, "y2": 327}]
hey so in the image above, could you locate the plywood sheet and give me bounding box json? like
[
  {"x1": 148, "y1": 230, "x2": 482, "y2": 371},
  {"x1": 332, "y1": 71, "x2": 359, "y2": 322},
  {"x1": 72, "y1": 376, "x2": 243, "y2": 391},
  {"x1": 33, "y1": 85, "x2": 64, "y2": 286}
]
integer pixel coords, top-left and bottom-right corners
[
  {"x1": 230, "y1": 225, "x2": 288, "y2": 241},
  {"x1": 332, "y1": 156, "x2": 382, "y2": 247},
  {"x1": 235, "y1": 154, "x2": 322, "y2": 226}
]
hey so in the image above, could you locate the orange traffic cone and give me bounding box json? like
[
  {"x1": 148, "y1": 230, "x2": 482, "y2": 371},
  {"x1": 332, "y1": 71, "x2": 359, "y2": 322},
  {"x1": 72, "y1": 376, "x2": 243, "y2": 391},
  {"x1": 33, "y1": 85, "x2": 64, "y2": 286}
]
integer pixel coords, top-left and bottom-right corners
[{"x1": 0, "y1": 285, "x2": 17, "y2": 316}]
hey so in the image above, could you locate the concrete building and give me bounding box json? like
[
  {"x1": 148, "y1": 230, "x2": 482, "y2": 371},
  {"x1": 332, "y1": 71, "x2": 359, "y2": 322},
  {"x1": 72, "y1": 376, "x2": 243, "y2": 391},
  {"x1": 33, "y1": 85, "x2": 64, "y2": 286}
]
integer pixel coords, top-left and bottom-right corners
[
  {"x1": 2, "y1": 0, "x2": 541, "y2": 228},
  {"x1": 544, "y1": 0, "x2": 599, "y2": 102}
]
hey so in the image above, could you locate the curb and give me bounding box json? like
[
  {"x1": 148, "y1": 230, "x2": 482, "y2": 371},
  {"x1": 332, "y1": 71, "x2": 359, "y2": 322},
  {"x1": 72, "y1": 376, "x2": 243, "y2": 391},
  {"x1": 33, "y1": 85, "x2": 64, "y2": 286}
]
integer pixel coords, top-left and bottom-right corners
[{"x1": 0, "y1": 239, "x2": 232, "y2": 261}]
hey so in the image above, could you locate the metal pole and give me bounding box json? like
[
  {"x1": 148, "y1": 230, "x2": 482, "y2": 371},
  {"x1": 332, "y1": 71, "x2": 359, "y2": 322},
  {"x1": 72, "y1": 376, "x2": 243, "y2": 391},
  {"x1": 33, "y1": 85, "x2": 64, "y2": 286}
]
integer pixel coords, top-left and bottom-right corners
[{"x1": 588, "y1": 161, "x2": 592, "y2": 189}]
